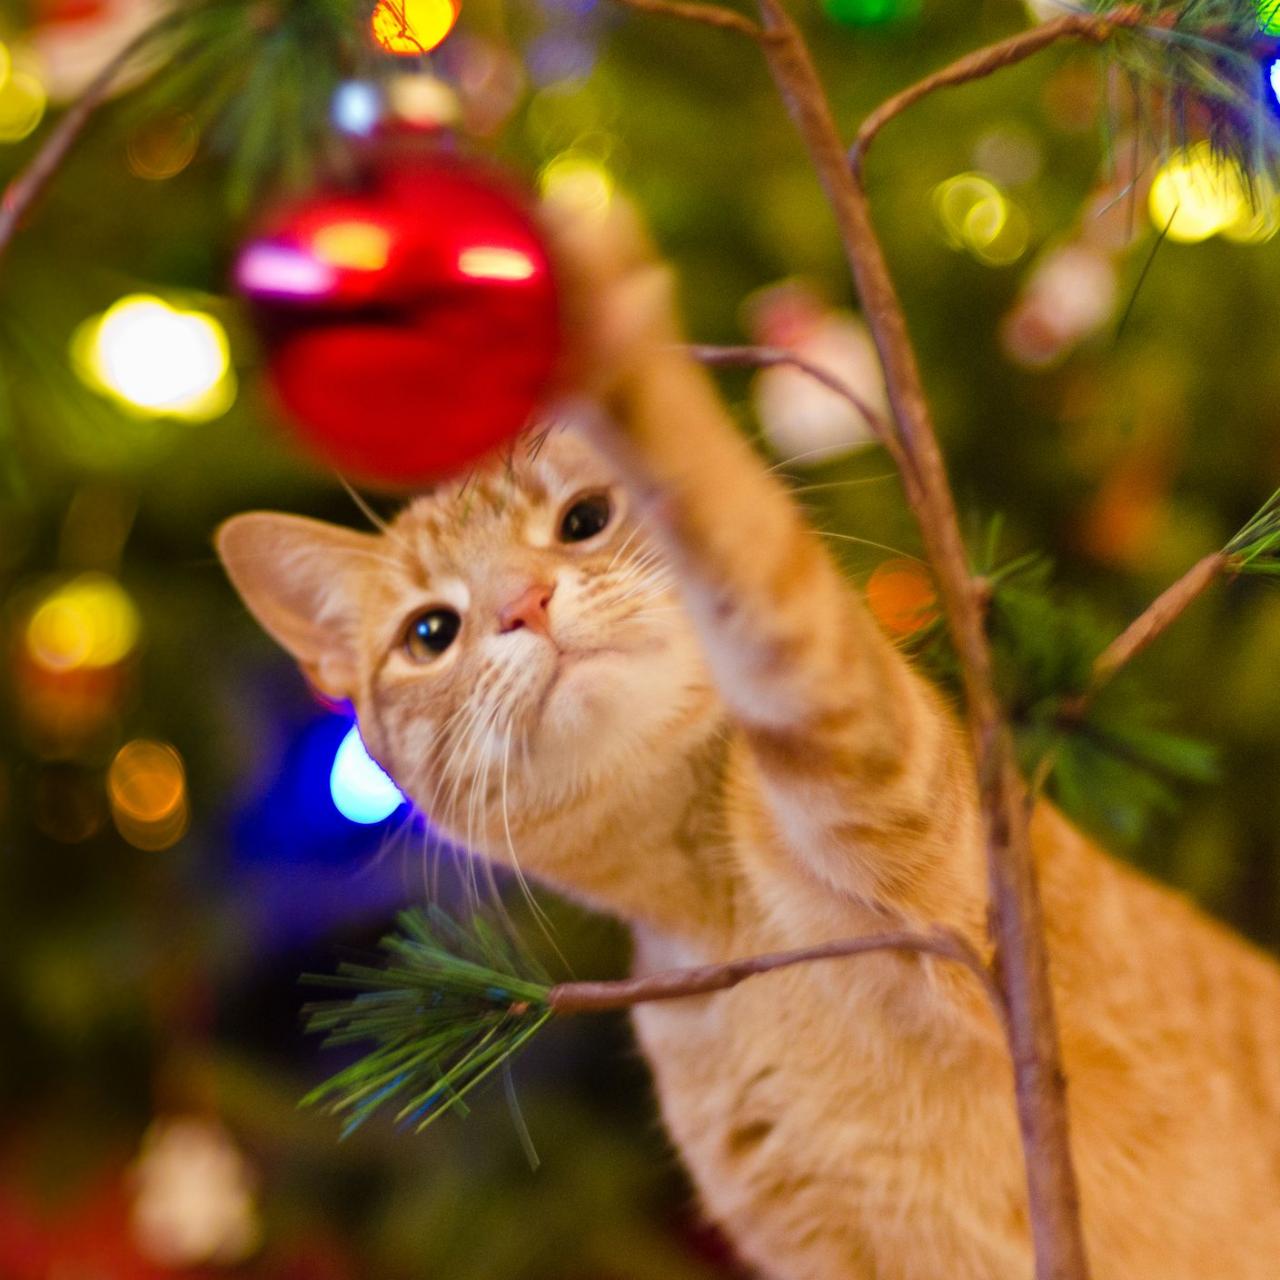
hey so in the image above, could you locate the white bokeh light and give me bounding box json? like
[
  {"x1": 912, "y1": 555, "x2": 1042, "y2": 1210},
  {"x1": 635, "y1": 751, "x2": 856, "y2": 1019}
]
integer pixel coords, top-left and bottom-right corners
[{"x1": 73, "y1": 294, "x2": 234, "y2": 420}]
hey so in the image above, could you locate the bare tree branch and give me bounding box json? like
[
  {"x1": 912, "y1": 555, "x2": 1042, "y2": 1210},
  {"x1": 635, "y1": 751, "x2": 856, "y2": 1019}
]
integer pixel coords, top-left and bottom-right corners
[
  {"x1": 851, "y1": 6, "x2": 1151, "y2": 171},
  {"x1": 548, "y1": 927, "x2": 1003, "y2": 1018},
  {"x1": 739, "y1": 5, "x2": 1092, "y2": 1270},
  {"x1": 1091, "y1": 551, "x2": 1230, "y2": 690},
  {"x1": 685, "y1": 341, "x2": 907, "y2": 470},
  {"x1": 0, "y1": 25, "x2": 161, "y2": 263}
]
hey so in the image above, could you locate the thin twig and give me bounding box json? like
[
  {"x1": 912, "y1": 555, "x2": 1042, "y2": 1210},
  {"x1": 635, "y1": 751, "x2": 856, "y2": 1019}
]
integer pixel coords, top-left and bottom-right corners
[
  {"x1": 1090, "y1": 550, "x2": 1229, "y2": 691},
  {"x1": 685, "y1": 342, "x2": 908, "y2": 470},
  {"x1": 549, "y1": 927, "x2": 1003, "y2": 1020},
  {"x1": 851, "y1": 6, "x2": 1151, "y2": 172},
  {"x1": 0, "y1": 24, "x2": 163, "y2": 262},
  {"x1": 610, "y1": 0, "x2": 772, "y2": 41}
]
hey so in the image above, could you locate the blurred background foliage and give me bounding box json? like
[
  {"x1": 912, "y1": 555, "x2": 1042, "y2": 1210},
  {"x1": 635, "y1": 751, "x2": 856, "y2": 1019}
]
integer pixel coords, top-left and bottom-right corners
[{"x1": 3, "y1": 0, "x2": 1280, "y2": 1274}]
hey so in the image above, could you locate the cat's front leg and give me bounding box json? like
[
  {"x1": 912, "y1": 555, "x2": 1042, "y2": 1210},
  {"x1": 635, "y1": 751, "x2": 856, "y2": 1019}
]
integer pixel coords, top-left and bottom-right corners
[{"x1": 550, "y1": 196, "x2": 985, "y2": 931}]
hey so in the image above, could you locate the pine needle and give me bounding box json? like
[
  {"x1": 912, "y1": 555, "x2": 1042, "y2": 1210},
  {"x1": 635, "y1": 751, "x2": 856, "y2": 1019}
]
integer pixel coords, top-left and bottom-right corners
[
  {"x1": 1225, "y1": 488, "x2": 1280, "y2": 573},
  {"x1": 1081, "y1": 0, "x2": 1280, "y2": 181},
  {"x1": 905, "y1": 527, "x2": 1215, "y2": 844},
  {"x1": 301, "y1": 908, "x2": 555, "y2": 1137}
]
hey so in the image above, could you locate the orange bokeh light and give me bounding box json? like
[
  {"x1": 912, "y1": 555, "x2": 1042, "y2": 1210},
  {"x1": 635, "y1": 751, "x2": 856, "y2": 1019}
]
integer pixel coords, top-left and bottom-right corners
[
  {"x1": 370, "y1": 0, "x2": 459, "y2": 56},
  {"x1": 107, "y1": 738, "x2": 189, "y2": 850},
  {"x1": 865, "y1": 559, "x2": 938, "y2": 637}
]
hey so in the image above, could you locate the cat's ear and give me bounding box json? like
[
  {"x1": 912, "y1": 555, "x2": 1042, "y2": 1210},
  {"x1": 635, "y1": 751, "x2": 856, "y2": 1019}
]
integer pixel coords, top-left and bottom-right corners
[{"x1": 216, "y1": 512, "x2": 380, "y2": 699}]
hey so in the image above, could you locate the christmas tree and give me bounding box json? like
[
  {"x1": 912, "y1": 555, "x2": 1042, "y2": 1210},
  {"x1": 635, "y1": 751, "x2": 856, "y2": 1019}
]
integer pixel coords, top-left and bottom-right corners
[{"x1": 5, "y1": 0, "x2": 1280, "y2": 1276}]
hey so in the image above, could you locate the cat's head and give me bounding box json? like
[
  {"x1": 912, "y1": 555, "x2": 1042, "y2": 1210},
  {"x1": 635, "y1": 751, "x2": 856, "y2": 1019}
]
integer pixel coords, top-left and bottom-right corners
[{"x1": 216, "y1": 429, "x2": 716, "y2": 839}]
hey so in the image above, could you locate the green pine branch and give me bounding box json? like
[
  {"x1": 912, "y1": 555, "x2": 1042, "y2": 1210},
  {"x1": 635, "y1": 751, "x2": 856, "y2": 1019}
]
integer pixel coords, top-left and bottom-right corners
[
  {"x1": 301, "y1": 908, "x2": 555, "y2": 1137},
  {"x1": 1077, "y1": 0, "x2": 1280, "y2": 178},
  {"x1": 125, "y1": 0, "x2": 365, "y2": 210},
  {"x1": 905, "y1": 527, "x2": 1216, "y2": 845}
]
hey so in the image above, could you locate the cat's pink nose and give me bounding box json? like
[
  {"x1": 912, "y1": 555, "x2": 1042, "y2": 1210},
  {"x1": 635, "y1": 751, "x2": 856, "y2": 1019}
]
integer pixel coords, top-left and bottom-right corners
[{"x1": 498, "y1": 583, "x2": 555, "y2": 636}]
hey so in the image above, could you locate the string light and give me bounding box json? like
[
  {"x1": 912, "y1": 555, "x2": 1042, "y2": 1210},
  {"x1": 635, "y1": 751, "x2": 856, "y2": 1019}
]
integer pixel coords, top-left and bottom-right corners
[
  {"x1": 26, "y1": 574, "x2": 141, "y2": 672},
  {"x1": 370, "y1": 0, "x2": 459, "y2": 55},
  {"x1": 1148, "y1": 143, "x2": 1249, "y2": 244},
  {"x1": 108, "y1": 739, "x2": 189, "y2": 851},
  {"x1": 71, "y1": 294, "x2": 235, "y2": 420},
  {"x1": 330, "y1": 723, "x2": 405, "y2": 825}
]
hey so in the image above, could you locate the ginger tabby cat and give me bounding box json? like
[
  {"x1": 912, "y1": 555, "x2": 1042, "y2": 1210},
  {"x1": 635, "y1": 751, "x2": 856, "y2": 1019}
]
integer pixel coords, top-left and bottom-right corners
[{"x1": 218, "y1": 197, "x2": 1280, "y2": 1278}]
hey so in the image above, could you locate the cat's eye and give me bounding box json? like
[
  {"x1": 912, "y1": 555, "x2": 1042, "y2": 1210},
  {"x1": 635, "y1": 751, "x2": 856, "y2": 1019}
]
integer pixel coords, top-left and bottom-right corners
[
  {"x1": 405, "y1": 608, "x2": 462, "y2": 661},
  {"x1": 559, "y1": 492, "x2": 613, "y2": 544}
]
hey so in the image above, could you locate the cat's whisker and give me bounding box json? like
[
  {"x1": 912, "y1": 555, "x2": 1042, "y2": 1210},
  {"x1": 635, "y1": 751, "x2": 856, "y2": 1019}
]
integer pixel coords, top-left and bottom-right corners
[
  {"x1": 470, "y1": 706, "x2": 514, "y2": 924},
  {"x1": 787, "y1": 473, "x2": 896, "y2": 496},
  {"x1": 762, "y1": 440, "x2": 887, "y2": 474},
  {"x1": 606, "y1": 572, "x2": 675, "y2": 610},
  {"x1": 500, "y1": 731, "x2": 567, "y2": 964},
  {"x1": 606, "y1": 524, "x2": 646, "y2": 574},
  {"x1": 335, "y1": 473, "x2": 401, "y2": 544},
  {"x1": 816, "y1": 530, "x2": 925, "y2": 562}
]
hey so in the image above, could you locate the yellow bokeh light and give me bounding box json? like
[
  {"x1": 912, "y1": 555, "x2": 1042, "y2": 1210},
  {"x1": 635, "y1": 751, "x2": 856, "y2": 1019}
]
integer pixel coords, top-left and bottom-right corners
[
  {"x1": 932, "y1": 172, "x2": 1028, "y2": 267},
  {"x1": 971, "y1": 201, "x2": 1030, "y2": 266},
  {"x1": 1222, "y1": 179, "x2": 1280, "y2": 245},
  {"x1": 312, "y1": 221, "x2": 392, "y2": 271},
  {"x1": 934, "y1": 174, "x2": 1000, "y2": 248},
  {"x1": 0, "y1": 69, "x2": 43, "y2": 143},
  {"x1": 0, "y1": 43, "x2": 12, "y2": 93},
  {"x1": 1149, "y1": 144, "x2": 1249, "y2": 244},
  {"x1": 538, "y1": 153, "x2": 614, "y2": 217},
  {"x1": 71, "y1": 294, "x2": 235, "y2": 421},
  {"x1": 370, "y1": 0, "x2": 458, "y2": 56},
  {"x1": 26, "y1": 574, "x2": 141, "y2": 673},
  {"x1": 108, "y1": 739, "x2": 189, "y2": 851}
]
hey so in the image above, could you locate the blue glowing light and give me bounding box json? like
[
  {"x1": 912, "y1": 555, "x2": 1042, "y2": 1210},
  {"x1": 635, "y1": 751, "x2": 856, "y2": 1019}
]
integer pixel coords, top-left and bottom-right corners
[
  {"x1": 1269, "y1": 57, "x2": 1280, "y2": 111},
  {"x1": 330, "y1": 723, "x2": 406, "y2": 824},
  {"x1": 332, "y1": 80, "x2": 383, "y2": 137}
]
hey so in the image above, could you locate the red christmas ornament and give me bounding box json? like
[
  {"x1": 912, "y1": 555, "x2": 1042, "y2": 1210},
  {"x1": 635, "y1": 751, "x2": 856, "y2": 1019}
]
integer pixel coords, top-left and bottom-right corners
[{"x1": 235, "y1": 147, "x2": 562, "y2": 484}]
